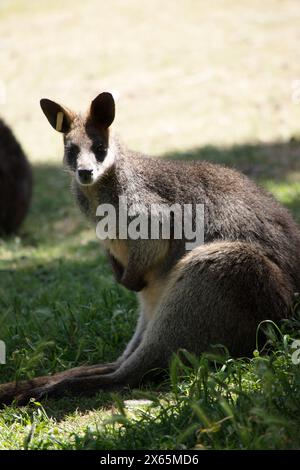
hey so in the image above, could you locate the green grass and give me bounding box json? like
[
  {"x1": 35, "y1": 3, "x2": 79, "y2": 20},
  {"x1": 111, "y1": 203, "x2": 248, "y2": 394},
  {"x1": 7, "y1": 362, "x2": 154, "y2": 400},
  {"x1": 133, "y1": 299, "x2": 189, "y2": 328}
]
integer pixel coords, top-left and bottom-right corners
[
  {"x1": 1, "y1": 142, "x2": 300, "y2": 450},
  {"x1": 1, "y1": 315, "x2": 300, "y2": 450},
  {"x1": 1, "y1": 0, "x2": 300, "y2": 450}
]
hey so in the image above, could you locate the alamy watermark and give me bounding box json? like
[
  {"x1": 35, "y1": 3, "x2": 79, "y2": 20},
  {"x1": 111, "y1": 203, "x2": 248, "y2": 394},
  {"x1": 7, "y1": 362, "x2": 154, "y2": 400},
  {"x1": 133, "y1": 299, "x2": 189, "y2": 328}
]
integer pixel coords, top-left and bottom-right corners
[
  {"x1": 0, "y1": 340, "x2": 5, "y2": 365},
  {"x1": 95, "y1": 197, "x2": 205, "y2": 250},
  {"x1": 291, "y1": 339, "x2": 300, "y2": 365}
]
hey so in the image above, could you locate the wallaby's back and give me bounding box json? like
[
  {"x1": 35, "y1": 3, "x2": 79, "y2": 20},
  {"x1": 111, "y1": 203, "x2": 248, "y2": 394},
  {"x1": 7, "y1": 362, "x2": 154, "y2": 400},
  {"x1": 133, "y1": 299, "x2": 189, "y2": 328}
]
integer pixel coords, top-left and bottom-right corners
[{"x1": 91, "y1": 148, "x2": 300, "y2": 294}]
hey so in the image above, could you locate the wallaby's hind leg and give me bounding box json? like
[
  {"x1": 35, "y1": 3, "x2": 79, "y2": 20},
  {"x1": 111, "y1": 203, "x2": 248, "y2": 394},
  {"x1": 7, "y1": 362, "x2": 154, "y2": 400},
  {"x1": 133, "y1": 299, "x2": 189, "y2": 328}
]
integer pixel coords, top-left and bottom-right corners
[
  {"x1": 0, "y1": 241, "x2": 293, "y2": 405},
  {"x1": 0, "y1": 313, "x2": 147, "y2": 406},
  {"x1": 0, "y1": 362, "x2": 120, "y2": 406},
  {"x1": 157, "y1": 240, "x2": 293, "y2": 357}
]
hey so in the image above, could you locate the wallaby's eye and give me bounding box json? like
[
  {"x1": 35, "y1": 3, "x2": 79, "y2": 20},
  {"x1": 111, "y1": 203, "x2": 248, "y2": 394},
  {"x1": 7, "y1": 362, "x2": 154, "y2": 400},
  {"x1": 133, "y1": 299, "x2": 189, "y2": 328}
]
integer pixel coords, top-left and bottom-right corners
[{"x1": 92, "y1": 142, "x2": 107, "y2": 162}]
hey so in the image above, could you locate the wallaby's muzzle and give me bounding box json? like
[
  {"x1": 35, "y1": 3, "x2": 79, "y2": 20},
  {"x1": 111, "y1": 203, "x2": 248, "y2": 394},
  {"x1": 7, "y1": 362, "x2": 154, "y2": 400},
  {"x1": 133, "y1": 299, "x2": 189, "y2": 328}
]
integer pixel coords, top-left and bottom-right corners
[{"x1": 77, "y1": 168, "x2": 93, "y2": 185}]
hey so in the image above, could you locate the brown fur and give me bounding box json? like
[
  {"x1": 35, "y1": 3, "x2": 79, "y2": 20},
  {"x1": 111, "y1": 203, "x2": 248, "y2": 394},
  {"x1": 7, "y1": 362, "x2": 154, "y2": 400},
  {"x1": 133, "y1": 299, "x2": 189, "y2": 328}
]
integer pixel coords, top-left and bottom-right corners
[{"x1": 0, "y1": 92, "x2": 299, "y2": 406}]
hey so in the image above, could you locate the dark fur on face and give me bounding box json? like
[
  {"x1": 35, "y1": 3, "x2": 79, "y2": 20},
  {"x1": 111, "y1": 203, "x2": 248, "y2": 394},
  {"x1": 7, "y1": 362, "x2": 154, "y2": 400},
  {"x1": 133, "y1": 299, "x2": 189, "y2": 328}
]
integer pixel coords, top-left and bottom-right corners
[
  {"x1": 64, "y1": 142, "x2": 80, "y2": 171},
  {"x1": 41, "y1": 93, "x2": 114, "y2": 185},
  {"x1": 60, "y1": 113, "x2": 114, "y2": 190}
]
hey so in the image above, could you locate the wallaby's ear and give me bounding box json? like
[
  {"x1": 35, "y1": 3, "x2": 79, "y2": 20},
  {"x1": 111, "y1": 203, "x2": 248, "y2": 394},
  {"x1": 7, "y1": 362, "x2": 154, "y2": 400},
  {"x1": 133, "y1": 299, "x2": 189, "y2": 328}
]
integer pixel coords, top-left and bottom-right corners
[
  {"x1": 90, "y1": 92, "x2": 115, "y2": 129},
  {"x1": 40, "y1": 99, "x2": 74, "y2": 133}
]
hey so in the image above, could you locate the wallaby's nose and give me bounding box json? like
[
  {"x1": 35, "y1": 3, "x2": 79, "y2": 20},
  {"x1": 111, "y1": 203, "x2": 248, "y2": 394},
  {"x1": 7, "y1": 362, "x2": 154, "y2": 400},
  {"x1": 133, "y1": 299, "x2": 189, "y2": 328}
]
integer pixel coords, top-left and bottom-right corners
[{"x1": 78, "y1": 169, "x2": 93, "y2": 184}]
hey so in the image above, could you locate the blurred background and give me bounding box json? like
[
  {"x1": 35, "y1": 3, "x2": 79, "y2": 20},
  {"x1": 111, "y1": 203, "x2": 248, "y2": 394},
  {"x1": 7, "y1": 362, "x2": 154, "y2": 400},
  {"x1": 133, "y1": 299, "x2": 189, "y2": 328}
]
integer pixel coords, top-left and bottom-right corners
[{"x1": 1, "y1": 0, "x2": 300, "y2": 159}]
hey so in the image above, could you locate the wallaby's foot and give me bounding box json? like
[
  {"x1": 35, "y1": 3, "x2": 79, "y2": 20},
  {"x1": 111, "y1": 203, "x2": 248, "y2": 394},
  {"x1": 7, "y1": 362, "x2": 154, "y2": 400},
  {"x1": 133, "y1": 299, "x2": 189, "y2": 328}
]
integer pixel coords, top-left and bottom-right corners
[
  {"x1": 0, "y1": 362, "x2": 119, "y2": 406},
  {"x1": 6, "y1": 373, "x2": 123, "y2": 406},
  {"x1": 0, "y1": 378, "x2": 52, "y2": 406}
]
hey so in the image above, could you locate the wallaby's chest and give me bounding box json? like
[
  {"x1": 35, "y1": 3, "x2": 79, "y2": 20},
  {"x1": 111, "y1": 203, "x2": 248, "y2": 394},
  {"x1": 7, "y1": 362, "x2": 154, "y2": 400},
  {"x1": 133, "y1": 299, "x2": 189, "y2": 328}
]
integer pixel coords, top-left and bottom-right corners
[{"x1": 74, "y1": 183, "x2": 129, "y2": 268}]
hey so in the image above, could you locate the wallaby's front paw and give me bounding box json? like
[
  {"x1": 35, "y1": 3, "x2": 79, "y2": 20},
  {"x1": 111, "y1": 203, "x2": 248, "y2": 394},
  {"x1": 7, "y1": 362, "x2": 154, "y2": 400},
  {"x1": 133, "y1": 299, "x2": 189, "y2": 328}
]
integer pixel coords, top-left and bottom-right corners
[
  {"x1": 108, "y1": 253, "x2": 125, "y2": 282},
  {"x1": 121, "y1": 273, "x2": 147, "y2": 292}
]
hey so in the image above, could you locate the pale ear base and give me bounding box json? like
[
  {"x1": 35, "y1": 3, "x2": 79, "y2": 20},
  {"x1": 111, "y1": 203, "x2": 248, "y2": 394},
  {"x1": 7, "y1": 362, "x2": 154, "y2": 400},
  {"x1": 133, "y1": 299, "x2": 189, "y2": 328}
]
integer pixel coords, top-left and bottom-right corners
[
  {"x1": 90, "y1": 92, "x2": 115, "y2": 129},
  {"x1": 40, "y1": 99, "x2": 73, "y2": 133}
]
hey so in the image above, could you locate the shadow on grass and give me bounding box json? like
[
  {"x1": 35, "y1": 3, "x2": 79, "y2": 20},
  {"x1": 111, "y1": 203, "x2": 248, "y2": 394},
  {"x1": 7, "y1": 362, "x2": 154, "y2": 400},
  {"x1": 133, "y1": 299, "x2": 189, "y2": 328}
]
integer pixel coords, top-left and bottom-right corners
[
  {"x1": 17, "y1": 163, "x2": 85, "y2": 247},
  {"x1": 0, "y1": 255, "x2": 137, "y2": 382},
  {"x1": 163, "y1": 138, "x2": 300, "y2": 180}
]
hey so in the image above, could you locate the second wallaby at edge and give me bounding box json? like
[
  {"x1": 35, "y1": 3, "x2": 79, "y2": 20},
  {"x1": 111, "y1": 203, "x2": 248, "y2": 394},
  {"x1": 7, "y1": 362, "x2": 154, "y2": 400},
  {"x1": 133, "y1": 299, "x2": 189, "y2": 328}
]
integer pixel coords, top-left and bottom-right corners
[{"x1": 1, "y1": 92, "x2": 300, "y2": 405}]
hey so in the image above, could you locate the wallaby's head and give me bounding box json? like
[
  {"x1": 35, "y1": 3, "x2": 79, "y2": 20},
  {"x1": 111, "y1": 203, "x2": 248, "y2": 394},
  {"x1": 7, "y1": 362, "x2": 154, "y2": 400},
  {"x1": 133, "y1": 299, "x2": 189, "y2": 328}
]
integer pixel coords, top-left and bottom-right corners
[{"x1": 40, "y1": 92, "x2": 115, "y2": 186}]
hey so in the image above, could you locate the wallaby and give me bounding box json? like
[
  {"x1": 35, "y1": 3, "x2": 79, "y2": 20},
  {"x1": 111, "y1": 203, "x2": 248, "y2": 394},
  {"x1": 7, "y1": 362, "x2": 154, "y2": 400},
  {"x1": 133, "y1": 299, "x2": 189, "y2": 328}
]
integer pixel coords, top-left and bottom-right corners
[
  {"x1": 1, "y1": 92, "x2": 300, "y2": 406},
  {"x1": 0, "y1": 118, "x2": 32, "y2": 234}
]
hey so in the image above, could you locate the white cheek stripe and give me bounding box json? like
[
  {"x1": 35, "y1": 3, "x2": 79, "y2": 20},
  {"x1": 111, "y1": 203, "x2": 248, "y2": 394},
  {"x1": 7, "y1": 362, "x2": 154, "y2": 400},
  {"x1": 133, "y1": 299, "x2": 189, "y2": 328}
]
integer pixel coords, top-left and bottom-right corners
[
  {"x1": 75, "y1": 147, "x2": 116, "y2": 186},
  {"x1": 77, "y1": 151, "x2": 97, "y2": 169},
  {"x1": 102, "y1": 148, "x2": 115, "y2": 171}
]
